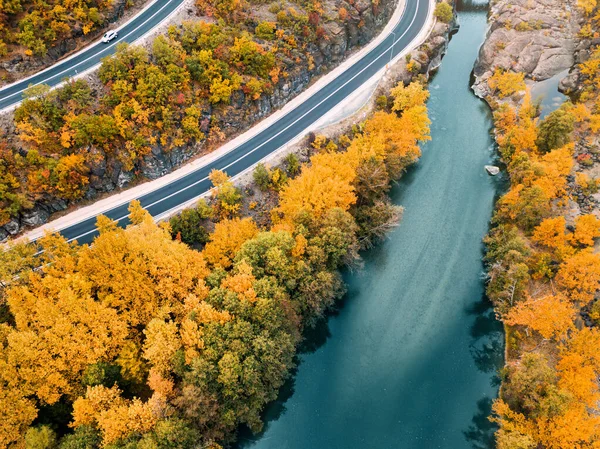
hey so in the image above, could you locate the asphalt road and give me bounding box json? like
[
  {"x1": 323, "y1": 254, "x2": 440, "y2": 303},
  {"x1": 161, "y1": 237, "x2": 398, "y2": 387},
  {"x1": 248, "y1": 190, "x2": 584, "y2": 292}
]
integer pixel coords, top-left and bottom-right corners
[
  {"x1": 33, "y1": 0, "x2": 430, "y2": 245},
  {"x1": 0, "y1": 0, "x2": 185, "y2": 110}
]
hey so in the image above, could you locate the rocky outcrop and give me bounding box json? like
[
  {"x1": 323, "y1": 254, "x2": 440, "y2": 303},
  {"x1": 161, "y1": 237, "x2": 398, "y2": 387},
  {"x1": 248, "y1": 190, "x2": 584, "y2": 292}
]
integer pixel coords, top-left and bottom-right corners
[
  {"x1": 472, "y1": 0, "x2": 580, "y2": 98},
  {"x1": 558, "y1": 33, "x2": 600, "y2": 96},
  {"x1": 561, "y1": 33, "x2": 600, "y2": 217},
  {"x1": 472, "y1": 0, "x2": 600, "y2": 224}
]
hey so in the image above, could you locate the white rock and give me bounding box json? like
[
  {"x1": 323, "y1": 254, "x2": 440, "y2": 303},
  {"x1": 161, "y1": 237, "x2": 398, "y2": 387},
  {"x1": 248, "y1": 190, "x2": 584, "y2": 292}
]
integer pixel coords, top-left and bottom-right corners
[{"x1": 485, "y1": 165, "x2": 500, "y2": 176}]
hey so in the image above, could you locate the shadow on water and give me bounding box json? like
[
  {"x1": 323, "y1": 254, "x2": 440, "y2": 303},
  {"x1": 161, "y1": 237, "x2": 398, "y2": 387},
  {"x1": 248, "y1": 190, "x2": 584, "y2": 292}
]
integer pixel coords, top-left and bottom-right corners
[
  {"x1": 467, "y1": 294, "x2": 504, "y2": 381},
  {"x1": 464, "y1": 396, "x2": 498, "y2": 449}
]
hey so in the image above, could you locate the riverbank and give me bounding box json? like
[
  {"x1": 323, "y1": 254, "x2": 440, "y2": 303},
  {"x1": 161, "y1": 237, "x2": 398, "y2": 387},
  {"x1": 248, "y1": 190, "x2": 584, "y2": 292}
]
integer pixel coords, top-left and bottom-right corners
[{"x1": 474, "y1": 0, "x2": 600, "y2": 446}]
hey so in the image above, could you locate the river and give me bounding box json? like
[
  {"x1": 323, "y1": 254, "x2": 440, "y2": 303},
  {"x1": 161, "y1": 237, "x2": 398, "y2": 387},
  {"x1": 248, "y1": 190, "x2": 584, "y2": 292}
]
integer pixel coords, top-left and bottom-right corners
[{"x1": 237, "y1": 1, "x2": 504, "y2": 448}]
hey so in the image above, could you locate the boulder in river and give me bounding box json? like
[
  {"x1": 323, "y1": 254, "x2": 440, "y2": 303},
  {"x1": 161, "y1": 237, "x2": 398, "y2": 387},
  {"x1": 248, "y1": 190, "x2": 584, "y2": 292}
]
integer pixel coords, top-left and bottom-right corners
[{"x1": 485, "y1": 165, "x2": 500, "y2": 176}]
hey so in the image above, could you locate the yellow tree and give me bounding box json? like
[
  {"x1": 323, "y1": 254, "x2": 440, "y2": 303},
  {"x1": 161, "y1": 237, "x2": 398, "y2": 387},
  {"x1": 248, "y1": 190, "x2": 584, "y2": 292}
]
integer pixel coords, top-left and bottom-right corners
[
  {"x1": 277, "y1": 152, "x2": 358, "y2": 222},
  {"x1": 179, "y1": 298, "x2": 231, "y2": 363},
  {"x1": 571, "y1": 214, "x2": 600, "y2": 247},
  {"x1": 532, "y1": 216, "x2": 569, "y2": 250},
  {"x1": 72, "y1": 385, "x2": 157, "y2": 446},
  {"x1": 0, "y1": 239, "x2": 37, "y2": 288},
  {"x1": 527, "y1": 328, "x2": 600, "y2": 448},
  {"x1": 578, "y1": 0, "x2": 597, "y2": 15},
  {"x1": 208, "y1": 170, "x2": 242, "y2": 219},
  {"x1": 556, "y1": 249, "x2": 600, "y2": 303},
  {"x1": 495, "y1": 92, "x2": 538, "y2": 156},
  {"x1": 202, "y1": 217, "x2": 259, "y2": 268},
  {"x1": 352, "y1": 109, "x2": 430, "y2": 168},
  {"x1": 536, "y1": 407, "x2": 600, "y2": 449},
  {"x1": 534, "y1": 144, "x2": 573, "y2": 200},
  {"x1": 5, "y1": 270, "x2": 128, "y2": 404},
  {"x1": 77, "y1": 205, "x2": 209, "y2": 326},
  {"x1": 0, "y1": 324, "x2": 38, "y2": 449},
  {"x1": 97, "y1": 398, "x2": 157, "y2": 444},
  {"x1": 488, "y1": 70, "x2": 526, "y2": 98},
  {"x1": 390, "y1": 81, "x2": 429, "y2": 112},
  {"x1": 505, "y1": 294, "x2": 576, "y2": 339},
  {"x1": 557, "y1": 327, "x2": 600, "y2": 406},
  {"x1": 491, "y1": 400, "x2": 537, "y2": 449},
  {"x1": 220, "y1": 261, "x2": 258, "y2": 302},
  {"x1": 143, "y1": 319, "x2": 182, "y2": 376}
]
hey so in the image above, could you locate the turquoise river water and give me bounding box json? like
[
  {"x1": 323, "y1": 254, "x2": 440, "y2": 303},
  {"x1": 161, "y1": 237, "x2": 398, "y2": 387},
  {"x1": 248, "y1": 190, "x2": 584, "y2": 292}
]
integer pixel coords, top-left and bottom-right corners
[{"x1": 238, "y1": 1, "x2": 505, "y2": 447}]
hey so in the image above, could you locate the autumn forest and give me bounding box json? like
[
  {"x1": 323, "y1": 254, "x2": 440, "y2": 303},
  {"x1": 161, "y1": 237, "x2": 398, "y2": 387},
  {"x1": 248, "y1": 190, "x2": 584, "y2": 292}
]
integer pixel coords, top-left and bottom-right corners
[
  {"x1": 1, "y1": 0, "x2": 600, "y2": 447},
  {"x1": 483, "y1": 1, "x2": 600, "y2": 446},
  {"x1": 0, "y1": 69, "x2": 431, "y2": 447}
]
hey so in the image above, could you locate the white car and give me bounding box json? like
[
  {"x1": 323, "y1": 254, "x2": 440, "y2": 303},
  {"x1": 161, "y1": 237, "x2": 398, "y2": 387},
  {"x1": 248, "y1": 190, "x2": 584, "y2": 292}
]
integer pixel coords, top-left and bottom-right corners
[{"x1": 101, "y1": 30, "x2": 118, "y2": 43}]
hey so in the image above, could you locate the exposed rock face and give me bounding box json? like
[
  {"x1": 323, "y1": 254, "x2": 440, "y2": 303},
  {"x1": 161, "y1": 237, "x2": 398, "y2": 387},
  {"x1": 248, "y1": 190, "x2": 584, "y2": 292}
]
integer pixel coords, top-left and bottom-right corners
[
  {"x1": 4, "y1": 219, "x2": 20, "y2": 235},
  {"x1": 559, "y1": 36, "x2": 600, "y2": 95},
  {"x1": 117, "y1": 170, "x2": 135, "y2": 188},
  {"x1": 472, "y1": 0, "x2": 579, "y2": 98},
  {"x1": 21, "y1": 207, "x2": 50, "y2": 228}
]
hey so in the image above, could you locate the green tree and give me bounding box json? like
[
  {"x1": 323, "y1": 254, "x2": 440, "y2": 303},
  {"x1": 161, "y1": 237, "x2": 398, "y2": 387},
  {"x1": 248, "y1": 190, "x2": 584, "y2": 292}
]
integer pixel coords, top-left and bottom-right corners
[
  {"x1": 434, "y1": 1, "x2": 453, "y2": 23},
  {"x1": 253, "y1": 163, "x2": 271, "y2": 191},
  {"x1": 58, "y1": 426, "x2": 100, "y2": 449},
  {"x1": 169, "y1": 201, "x2": 211, "y2": 245},
  {"x1": 536, "y1": 106, "x2": 575, "y2": 153},
  {"x1": 25, "y1": 426, "x2": 57, "y2": 449},
  {"x1": 255, "y1": 22, "x2": 276, "y2": 40}
]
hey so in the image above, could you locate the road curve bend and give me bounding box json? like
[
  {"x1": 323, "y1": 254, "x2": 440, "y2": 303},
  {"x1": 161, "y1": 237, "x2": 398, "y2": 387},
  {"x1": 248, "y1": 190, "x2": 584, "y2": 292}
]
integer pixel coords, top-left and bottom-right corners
[
  {"x1": 24, "y1": 0, "x2": 431, "y2": 245},
  {"x1": 0, "y1": 0, "x2": 185, "y2": 110}
]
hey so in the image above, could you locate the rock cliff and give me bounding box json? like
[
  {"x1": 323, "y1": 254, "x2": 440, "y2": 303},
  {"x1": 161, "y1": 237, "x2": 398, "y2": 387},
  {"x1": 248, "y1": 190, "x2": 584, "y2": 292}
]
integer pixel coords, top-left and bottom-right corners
[{"x1": 472, "y1": 0, "x2": 579, "y2": 98}]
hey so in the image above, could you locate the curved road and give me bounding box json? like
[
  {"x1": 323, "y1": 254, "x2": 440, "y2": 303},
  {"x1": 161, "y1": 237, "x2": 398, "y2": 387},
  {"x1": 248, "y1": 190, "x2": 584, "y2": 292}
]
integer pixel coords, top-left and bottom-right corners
[
  {"x1": 30, "y1": 0, "x2": 430, "y2": 245},
  {"x1": 0, "y1": 0, "x2": 185, "y2": 110}
]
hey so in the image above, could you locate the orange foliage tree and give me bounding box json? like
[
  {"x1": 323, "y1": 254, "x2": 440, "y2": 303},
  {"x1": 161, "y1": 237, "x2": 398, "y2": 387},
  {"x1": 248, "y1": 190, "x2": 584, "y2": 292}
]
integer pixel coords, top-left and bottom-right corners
[
  {"x1": 504, "y1": 294, "x2": 576, "y2": 340},
  {"x1": 202, "y1": 217, "x2": 259, "y2": 268},
  {"x1": 556, "y1": 249, "x2": 600, "y2": 303}
]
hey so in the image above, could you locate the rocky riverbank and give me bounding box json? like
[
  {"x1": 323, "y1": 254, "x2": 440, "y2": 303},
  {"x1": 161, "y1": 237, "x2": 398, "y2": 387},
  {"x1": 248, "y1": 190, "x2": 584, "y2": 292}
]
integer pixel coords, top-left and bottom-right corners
[
  {"x1": 472, "y1": 0, "x2": 600, "y2": 219},
  {"x1": 474, "y1": 0, "x2": 600, "y2": 446}
]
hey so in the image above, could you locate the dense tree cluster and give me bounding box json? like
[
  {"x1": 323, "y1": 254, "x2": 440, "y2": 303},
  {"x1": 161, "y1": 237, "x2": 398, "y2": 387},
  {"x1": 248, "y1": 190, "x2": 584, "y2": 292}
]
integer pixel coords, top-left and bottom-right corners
[
  {"x1": 0, "y1": 80, "x2": 431, "y2": 449},
  {"x1": 486, "y1": 4, "x2": 600, "y2": 447}
]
